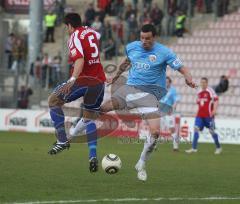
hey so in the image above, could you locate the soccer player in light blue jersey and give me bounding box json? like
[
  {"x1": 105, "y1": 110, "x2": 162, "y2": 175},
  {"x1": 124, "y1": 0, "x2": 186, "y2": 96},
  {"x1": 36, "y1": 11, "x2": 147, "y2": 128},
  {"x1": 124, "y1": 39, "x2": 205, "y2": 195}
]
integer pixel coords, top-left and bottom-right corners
[
  {"x1": 71, "y1": 24, "x2": 196, "y2": 181},
  {"x1": 159, "y1": 76, "x2": 181, "y2": 151}
]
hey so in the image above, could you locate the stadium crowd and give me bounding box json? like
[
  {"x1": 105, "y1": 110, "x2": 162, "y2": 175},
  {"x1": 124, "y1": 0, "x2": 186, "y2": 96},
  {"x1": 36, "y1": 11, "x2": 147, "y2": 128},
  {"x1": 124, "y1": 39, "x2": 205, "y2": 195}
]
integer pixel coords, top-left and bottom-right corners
[{"x1": 3, "y1": 0, "x2": 231, "y2": 94}]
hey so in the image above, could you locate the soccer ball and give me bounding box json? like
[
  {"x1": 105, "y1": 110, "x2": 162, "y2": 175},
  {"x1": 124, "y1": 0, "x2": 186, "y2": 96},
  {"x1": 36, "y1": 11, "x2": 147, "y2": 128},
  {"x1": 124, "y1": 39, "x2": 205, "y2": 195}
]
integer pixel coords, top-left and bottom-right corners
[{"x1": 101, "y1": 154, "x2": 122, "y2": 174}]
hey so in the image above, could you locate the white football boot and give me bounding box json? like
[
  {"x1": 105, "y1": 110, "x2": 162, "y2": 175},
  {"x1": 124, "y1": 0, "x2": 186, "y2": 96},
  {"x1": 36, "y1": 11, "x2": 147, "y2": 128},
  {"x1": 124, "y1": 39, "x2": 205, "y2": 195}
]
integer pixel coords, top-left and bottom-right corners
[
  {"x1": 214, "y1": 148, "x2": 222, "y2": 155},
  {"x1": 135, "y1": 160, "x2": 147, "y2": 181},
  {"x1": 185, "y1": 148, "x2": 198, "y2": 154}
]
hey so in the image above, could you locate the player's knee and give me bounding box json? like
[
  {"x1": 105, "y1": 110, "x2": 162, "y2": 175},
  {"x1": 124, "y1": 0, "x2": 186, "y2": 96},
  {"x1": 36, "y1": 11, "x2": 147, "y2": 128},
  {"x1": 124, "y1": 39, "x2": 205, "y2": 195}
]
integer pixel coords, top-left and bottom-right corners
[
  {"x1": 209, "y1": 128, "x2": 215, "y2": 135},
  {"x1": 194, "y1": 126, "x2": 200, "y2": 133},
  {"x1": 48, "y1": 94, "x2": 64, "y2": 107},
  {"x1": 149, "y1": 128, "x2": 160, "y2": 138}
]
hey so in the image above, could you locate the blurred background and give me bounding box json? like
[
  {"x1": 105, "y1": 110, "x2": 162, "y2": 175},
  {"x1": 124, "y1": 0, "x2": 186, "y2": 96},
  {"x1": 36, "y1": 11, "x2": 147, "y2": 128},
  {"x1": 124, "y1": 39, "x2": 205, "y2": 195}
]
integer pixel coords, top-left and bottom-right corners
[{"x1": 0, "y1": 0, "x2": 239, "y2": 118}]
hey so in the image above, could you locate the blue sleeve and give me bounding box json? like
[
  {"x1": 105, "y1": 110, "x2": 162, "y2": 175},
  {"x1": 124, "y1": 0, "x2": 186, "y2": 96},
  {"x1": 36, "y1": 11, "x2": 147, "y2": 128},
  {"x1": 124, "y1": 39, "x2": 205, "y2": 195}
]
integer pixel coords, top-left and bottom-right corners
[
  {"x1": 172, "y1": 88, "x2": 180, "y2": 103},
  {"x1": 175, "y1": 92, "x2": 181, "y2": 102},
  {"x1": 166, "y1": 50, "x2": 183, "y2": 70}
]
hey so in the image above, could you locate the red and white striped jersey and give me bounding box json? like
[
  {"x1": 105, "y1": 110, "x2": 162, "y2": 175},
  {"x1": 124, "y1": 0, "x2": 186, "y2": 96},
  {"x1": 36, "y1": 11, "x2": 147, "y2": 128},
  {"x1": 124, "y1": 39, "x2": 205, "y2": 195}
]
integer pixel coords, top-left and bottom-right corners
[
  {"x1": 196, "y1": 87, "x2": 218, "y2": 118},
  {"x1": 68, "y1": 26, "x2": 106, "y2": 85}
]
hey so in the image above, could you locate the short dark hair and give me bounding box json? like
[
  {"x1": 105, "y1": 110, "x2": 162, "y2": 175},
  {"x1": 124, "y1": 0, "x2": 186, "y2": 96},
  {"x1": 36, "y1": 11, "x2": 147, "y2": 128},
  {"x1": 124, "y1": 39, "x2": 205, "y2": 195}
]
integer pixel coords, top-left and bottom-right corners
[
  {"x1": 141, "y1": 24, "x2": 156, "y2": 37},
  {"x1": 201, "y1": 77, "x2": 208, "y2": 82},
  {"x1": 166, "y1": 76, "x2": 172, "y2": 83},
  {"x1": 64, "y1": 13, "x2": 82, "y2": 28}
]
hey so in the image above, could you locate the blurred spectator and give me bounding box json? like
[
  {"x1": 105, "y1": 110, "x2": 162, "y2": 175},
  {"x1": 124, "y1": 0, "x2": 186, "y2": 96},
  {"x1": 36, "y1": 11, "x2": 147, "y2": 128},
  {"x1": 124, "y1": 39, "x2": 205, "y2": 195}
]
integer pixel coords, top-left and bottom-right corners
[
  {"x1": 41, "y1": 53, "x2": 52, "y2": 87},
  {"x1": 5, "y1": 33, "x2": 15, "y2": 69},
  {"x1": 12, "y1": 37, "x2": 26, "y2": 73},
  {"x1": 175, "y1": 10, "x2": 186, "y2": 37},
  {"x1": 98, "y1": 0, "x2": 111, "y2": 15},
  {"x1": 85, "y1": 3, "x2": 96, "y2": 26},
  {"x1": 55, "y1": 0, "x2": 65, "y2": 25},
  {"x1": 167, "y1": 0, "x2": 177, "y2": 36},
  {"x1": 150, "y1": 3, "x2": 163, "y2": 35},
  {"x1": 112, "y1": 17, "x2": 124, "y2": 44},
  {"x1": 95, "y1": 7, "x2": 106, "y2": 22},
  {"x1": 217, "y1": 0, "x2": 229, "y2": 17},
  {"x1": 205, "y1": 0, "x2": 213, "y2": 13},
  {"x1": 52, "y1": 56, "x2": 62, "y2": 86},
  {"x1": 196, "y1": 0, "x2": 204, "y2": 13},
  {"x1": 214, "y1": 75, "x2": 229, "y2": 95},
  {"x1": 125, "y1": 3, "x2": 137, "y2": 20},
  {"x1": 177, "y1": 0, "x2": 188, "y2": 14},
  {"x1": 44, "y1": 11, "x2": 57, "y2": 43},
  {"x1": 127, "y1": 14, "x2": 138, "y2": 42},
  {"x1": 112, "y1": 0, "x2": 124, "y2": 18},
  {"x1": 17, "y1": 86, "x2": 33, "y2": 109},
  {"x1": 101, "y1": 20, "x2": 113, "y2": 48},
  {"x1": 91, "y1": 16, "x2": 103, "y2": 34},
  {"x1": 139, "y1": 8, "x2": 152, "y2": 27},
  {"x1": 132, "y1": 0, "x2": 138, "y2": 10},
  {"x1": 34, "y1": 57, "x2": 42, "y2": 82},
  {"x1": 103, "y1": 38, "x2": 116, "y2": 60},
  {"x1": 143, "y1": 0, "x2": 152, "y2": 11}
]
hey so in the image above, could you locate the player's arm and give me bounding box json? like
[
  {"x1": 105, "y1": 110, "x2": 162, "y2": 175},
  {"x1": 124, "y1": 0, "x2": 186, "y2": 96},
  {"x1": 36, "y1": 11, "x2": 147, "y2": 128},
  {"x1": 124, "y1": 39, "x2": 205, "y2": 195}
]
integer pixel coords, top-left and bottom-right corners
[
  {"x1": 178, "y1": 66, "x2": 197, "y2": 88},
  {"x1": 212, "y1": 99, "x2": 219, "y2": 117},
  {"x1": 109, "y1": 57, "x2": 131, "y2": 85},
  {"x1": 59, "y1": 58, "x2": 84, "y2": 94}
]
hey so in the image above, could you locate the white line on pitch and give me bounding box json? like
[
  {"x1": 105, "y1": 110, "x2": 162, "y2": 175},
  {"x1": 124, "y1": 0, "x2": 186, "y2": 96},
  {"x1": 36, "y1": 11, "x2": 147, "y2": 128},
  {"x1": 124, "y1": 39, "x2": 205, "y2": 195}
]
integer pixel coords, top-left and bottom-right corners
[{"x1": 8, "y1": 197, "x2": 240, "y2": 204}]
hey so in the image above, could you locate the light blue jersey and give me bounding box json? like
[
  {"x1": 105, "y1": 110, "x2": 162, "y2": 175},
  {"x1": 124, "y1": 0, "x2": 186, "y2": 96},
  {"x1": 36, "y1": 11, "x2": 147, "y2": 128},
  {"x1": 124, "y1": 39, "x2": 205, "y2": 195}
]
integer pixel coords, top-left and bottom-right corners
[
  {"x1": 159, "y1": 86, "x2": 180, "y2": 114},
  {"x1": 126, "y1": 41, "x2": 183, "y2": 100},
  {"x1": 160, "y1": 86, "x2": 180, "y2": 107}
]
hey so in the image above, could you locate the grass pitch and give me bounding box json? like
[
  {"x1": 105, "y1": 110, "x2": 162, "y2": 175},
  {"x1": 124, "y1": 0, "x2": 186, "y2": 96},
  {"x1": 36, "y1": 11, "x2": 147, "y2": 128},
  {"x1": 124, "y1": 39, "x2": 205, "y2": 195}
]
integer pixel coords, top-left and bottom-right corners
[{"x1": 0, "y1": 131, "x2": 239, "y2": 204}]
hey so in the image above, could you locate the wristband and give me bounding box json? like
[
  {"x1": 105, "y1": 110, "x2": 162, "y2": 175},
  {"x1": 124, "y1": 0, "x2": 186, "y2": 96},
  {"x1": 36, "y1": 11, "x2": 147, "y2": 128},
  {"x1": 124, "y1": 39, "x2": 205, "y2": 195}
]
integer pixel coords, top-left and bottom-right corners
[{"x1": 68, "y1": 76, "x2": 76, "y2": 83}]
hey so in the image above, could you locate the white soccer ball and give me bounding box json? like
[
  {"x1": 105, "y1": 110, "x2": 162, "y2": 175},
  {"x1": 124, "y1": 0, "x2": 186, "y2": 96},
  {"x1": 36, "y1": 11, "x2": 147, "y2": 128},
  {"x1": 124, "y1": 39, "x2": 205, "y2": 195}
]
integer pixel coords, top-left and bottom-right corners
[{"x1": 101, "y1": 154, "x2": 122, "y2": 174}]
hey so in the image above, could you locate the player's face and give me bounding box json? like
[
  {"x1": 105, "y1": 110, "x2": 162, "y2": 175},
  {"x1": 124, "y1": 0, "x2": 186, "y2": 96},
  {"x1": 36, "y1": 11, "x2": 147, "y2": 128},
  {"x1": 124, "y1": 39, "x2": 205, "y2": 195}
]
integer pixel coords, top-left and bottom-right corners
[
  {"x1": 140, "y1": 32, "x2": 155, "y2": 50},
  {"x1": 66, "y1": 24, "x2": 74, "y2": 35},
  {"x1": 200, "y1": 79, "x2": 208, "y2": 90}
]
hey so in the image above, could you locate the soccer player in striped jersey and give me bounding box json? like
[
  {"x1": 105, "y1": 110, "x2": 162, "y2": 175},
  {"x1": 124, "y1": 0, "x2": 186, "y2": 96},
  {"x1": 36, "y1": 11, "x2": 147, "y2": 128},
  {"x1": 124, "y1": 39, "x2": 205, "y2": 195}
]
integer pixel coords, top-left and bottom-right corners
[
  {"x1": 47, "y1": 13, "x2": 106, "y2": 172},
  {"x1": 186, "y1": 77, "x2": 222, "y2": 154}
]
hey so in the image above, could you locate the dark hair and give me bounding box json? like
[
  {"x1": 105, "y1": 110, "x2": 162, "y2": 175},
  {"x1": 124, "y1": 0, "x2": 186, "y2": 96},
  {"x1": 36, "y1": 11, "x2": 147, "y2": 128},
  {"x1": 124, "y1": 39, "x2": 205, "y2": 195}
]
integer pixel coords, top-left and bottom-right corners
[
  {"x1": 166, "y1": 76, "x2": 172, "y2": 83},
  {"x1": 141, "y1": 24, "x2": 156, "y2": 37},
  {"x1": 64, "y1": 13, "x2": 82, "y2": 28},
  {"x1": 201, "y1": 77, "x2": 208, "y2": 82}
]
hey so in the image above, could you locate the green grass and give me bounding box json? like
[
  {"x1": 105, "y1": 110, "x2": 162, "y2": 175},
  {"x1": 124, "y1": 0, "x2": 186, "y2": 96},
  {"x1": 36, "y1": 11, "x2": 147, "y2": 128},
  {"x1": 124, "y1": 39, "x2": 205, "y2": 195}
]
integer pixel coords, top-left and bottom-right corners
[{"x1": 0, "y1": 131, "x2": 239, "y2": 204}]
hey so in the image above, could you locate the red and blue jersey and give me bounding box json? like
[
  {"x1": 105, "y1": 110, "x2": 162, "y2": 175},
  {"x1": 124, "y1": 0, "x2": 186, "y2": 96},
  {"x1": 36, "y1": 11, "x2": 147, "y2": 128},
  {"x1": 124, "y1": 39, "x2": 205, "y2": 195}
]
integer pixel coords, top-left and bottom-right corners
[
  {"x1": 68, "y1": 26, "x2": 106, "y2": 85},
  {"x1": 196, "y1": 87, "x2": 218, "y2": 118}
]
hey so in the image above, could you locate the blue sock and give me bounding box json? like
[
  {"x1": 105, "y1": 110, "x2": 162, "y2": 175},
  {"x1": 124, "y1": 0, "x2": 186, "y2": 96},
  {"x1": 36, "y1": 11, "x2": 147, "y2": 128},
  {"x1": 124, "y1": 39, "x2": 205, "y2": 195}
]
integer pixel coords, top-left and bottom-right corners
[
  {"x1": 50, "y1": 107, "x2": 67, "y2": 143},
  {"x1": 86, "y1": 121, "x2": 97, "y2": 159},
  {"x1": 211, "y1": 133, "x2": 221, "y2": 148},
  {"x1": 192, "y1": 131, "x2": 199, "y2": 150}
]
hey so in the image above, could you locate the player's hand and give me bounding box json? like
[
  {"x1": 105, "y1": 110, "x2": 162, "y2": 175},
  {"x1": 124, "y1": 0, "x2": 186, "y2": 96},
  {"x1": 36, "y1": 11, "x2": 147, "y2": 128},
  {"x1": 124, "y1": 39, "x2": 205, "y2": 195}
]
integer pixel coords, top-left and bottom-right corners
[
  {"x1": 185, "y1": 78, "x2": 197, "y2": 89},
  {"x1": 211, "y1": 110, "x2": 217, "y2": 117},
  {"x1": 106, "y1": 77, "x2": 117, "y2": 86},
  {"x1": 59, "y1": 81, "x2": 75, "y2": 95}
]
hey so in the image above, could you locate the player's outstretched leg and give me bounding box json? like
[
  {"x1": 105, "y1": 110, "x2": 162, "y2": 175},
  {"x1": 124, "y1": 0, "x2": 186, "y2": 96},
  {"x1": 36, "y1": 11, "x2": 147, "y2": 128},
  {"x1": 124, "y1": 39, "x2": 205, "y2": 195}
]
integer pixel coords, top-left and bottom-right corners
[
  {"x1": 48, "y1": 94, "x2": 70, "y2": 155},
  {"x1": 172, "y1": 133, "x2": 180, "y2": 151},
  {"x1": 209, "y1": 129, "x2": 222, "y2": 154},
  {"x1": 136, "y1": 118, "x2": 159, "y2": 181},
  {"x1": 185, "y1": 127, "x2": 199, "y2": 154}
]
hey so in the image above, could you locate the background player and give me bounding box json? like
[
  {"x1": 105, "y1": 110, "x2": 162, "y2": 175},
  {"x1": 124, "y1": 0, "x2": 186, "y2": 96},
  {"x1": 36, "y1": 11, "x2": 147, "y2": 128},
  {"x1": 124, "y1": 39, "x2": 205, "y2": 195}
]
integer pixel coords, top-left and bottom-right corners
[
  {"x1": 159, "y1": 76, "x2": 181, "y2": 151},
  {"x1": 47, "y1": 13, "x2": 106, "y2": 172},
  {"x1": 185, "y1": 77, "x2": 222, "y2": 154}
]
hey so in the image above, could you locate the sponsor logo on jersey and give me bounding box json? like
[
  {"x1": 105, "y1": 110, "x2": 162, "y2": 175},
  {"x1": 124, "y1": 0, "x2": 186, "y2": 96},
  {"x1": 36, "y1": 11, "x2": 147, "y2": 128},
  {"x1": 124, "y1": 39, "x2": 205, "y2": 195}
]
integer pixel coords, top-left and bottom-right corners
[{"x1": 132, "y1": 62, "x2": 150, "y2": 71}]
